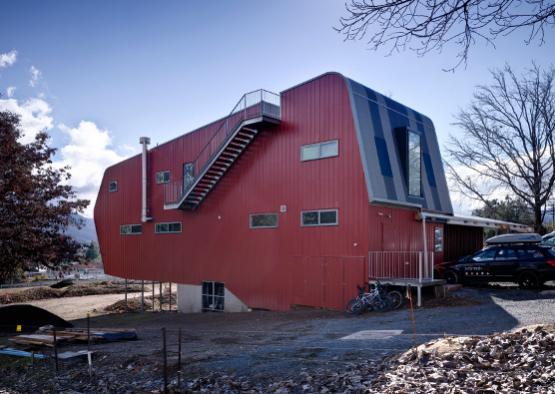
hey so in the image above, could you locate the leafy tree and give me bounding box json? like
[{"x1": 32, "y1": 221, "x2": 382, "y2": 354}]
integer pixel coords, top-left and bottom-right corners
[
  {"x1": 472, "y1": 196, "x2": 535, "y2": 226},
  {"x1": 84, "y1": 241, "x2": 100, "y2": 262},
  {"x1": 0, "y1": 111, "x2": 89, "y2": 283},
  {"x1": 445, "y1": 64, "x2": 555, "y2": 233},
  {"x1": 337, "y1": 0, "x2": 555, "y2": 69}
]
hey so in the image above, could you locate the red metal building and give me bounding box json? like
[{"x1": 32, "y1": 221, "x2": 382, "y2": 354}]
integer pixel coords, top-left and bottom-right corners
[{"x1": 94, "y1": 72, "x2": 529, "y2": 311}]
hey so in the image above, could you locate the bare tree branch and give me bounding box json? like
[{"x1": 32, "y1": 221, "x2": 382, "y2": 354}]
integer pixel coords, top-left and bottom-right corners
[
  {"x1": 446, "y1": 64, "x2": 555, "y2": 232},
  {"x1": 337, "y1": 0, "x2": 555, "y2": 70}
]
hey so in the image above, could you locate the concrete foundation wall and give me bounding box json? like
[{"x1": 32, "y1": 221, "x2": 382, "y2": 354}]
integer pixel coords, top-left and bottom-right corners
[{"x1": 177, "y1": 284, "x2": 250, "y2": 313}]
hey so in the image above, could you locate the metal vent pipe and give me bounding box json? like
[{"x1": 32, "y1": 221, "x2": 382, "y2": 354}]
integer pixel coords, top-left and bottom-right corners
[{"x1": 140, "y1": 136, "x2": 152, "y2": 222}]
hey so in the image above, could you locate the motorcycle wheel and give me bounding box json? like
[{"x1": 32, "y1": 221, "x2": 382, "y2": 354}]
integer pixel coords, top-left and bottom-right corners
[
  {"x1": 386, "y1": 290, "x2": 404, "y2": 310},
  {"x1": 345, "y1": 298, "x2": 365, "y2": 315}
]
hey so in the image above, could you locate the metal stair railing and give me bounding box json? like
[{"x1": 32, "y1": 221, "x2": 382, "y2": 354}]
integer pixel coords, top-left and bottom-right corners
[{"x1": 164, "y1": 89, "x2": 280, "y2": 207}]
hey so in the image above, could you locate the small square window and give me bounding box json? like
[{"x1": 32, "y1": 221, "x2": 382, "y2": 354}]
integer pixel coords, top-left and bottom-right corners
[
  {"x1": 156, "y1": 171, "x2": 170, "y2": 184},
  {"x1": 320, "y1": 141, "x2": 338, "y2": 158},
  {"x1": 302, "y1": 211, "x2": 319, "y2": 225},
  {"x1": 155, "y1": 222, "x2": 182, "y2": 234},
  {"x1": 320, "y1": 210, "x2": 337, "y2": 225},
  {"x1": 302, "y1": 209, "x2": 338, "y2": 227},
  {"x1": 108, "y1": 181, "x2": 118, "y2": 192},
  {"x1": 301, "y1": 145, "x2": 320, "y2": 161},
  {"x1": 301, "y1": 140, "x2": 339, "y2": 162},
  {"x1": 250, "y1": 213, "x2": 278, "y2": 228},
  {"x1": 120, "y1": 224, "x2": 142, "y2": 235}
]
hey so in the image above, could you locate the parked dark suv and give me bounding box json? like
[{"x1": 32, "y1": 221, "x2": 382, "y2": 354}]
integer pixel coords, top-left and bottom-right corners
[{"x1": 437, "y1": 243, "x2": 555, "y2": 289}]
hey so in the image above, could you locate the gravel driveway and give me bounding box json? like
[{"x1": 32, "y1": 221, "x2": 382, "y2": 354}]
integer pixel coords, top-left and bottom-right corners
[{"x1": 63, "y1": 285, "x2": 555, "y2": 379}]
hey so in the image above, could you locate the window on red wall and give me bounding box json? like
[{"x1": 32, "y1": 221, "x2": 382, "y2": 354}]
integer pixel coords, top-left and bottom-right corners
[{"x1": 434, "y1": 226, "x2": 443, "y2": 252}]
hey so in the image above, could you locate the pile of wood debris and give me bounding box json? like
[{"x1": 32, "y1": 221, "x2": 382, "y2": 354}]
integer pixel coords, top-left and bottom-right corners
[
  {"x1": 370, "y1": 325, "x2": 555, "y2": 393},
  {"x1": 179, "y1": 325, "x2": 555, "y2": 393},
  {"x1": 9, "y1": 326, "x2": 137, "y2": 347}
]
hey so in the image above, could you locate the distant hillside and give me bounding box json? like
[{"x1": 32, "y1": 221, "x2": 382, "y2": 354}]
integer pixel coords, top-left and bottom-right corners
[{"x1": 66, "y1": 214, "x2": 97, "y2": 243}]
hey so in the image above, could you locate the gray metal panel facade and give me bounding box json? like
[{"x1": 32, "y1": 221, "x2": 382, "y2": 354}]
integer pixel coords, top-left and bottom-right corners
[{"x1": 345, "y1": 78, "x2": 453, "y2": 214}]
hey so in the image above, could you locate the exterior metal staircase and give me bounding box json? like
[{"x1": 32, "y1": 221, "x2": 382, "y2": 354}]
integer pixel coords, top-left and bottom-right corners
[{"x1": 164, "y1": 89, "x2": 281, "y2": 210}]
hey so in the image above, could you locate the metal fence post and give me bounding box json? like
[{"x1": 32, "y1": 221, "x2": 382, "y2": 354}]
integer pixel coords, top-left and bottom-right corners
[
  {"x1": 141, "y1": 280, "x2": 145, "y2": 312},
  {"x1": 177, "y1": 327, "x2": 182, "y2": 389},
  {"x1": 53, "y1": 328, "x2": 59, "y2": 373},
  {"x1": 418, "y1": 252, "x2": 423, "y2": 283},
  {"x1": 159, "y1": 282, "x2": 163, "y2": 311},
  {"x1": 169, "y1": 283, "x2": 172, "y2": 311},
  {"x1": 162, "y1": 328, "x2": 168, "y2": 394},
  {"x1": 124, "y1": 278, "x2": 128, "y2": 308}
]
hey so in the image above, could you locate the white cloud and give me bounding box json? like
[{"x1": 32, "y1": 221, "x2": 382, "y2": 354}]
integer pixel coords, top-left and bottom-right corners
[
  {"x1": 0, "y1": 50, "x2": 17, "y2": 68},
  {"x1": 6, "y1": 86, "x2": 16, "y2": 97},
  {"x1": 0, "y1": 97, "x2": 53, "y2": 143},
  {"x1": 57, "y1": 121, "x2": 126, "y2": 217},
  {"x1": 29, "y1": 65, "x2": 42, "y2": 87}
]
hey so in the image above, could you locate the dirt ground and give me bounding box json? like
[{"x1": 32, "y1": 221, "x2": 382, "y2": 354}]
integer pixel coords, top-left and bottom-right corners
[{"x1": 19, "y1": 293, "x2": 135, "y2": 320}]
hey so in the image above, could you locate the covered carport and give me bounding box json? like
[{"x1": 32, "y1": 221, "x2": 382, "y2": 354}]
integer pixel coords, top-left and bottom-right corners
[{"x1": 421, "y1": 212, "x2": 533, "y2": 263}]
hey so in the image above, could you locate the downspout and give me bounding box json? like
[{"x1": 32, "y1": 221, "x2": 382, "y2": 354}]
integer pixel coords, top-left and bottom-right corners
[
  {"x1": 140, "y1": 137, "x2": 152, "y2": 223},
  {"x1": 421, "y1": 211, "x2": 428, "y2": 282}
]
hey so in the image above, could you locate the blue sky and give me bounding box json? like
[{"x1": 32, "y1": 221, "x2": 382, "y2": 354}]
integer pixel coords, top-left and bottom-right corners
[{"x1": 1, "y1": 1, "x2": 554, "y2": 215}]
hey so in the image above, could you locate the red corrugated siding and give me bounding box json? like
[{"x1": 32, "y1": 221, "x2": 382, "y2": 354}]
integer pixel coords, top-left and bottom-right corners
[
  {"x1": 368, "y1": 204, "x2": 444, "y2": 265},
  {"x1": 94, "y1": 73, "x2": 434, "y2": 311}
]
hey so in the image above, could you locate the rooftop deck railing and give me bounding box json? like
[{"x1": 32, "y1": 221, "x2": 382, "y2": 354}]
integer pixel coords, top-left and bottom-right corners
[{"x1": 164, "y1": 89, "x2": 280, "y2": 206}]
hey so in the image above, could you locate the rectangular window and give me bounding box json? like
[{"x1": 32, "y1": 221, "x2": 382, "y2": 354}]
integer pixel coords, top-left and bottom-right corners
[
  {"x1": 301, "y1": 140, "x2": 339, "y2": 161},
  {"x1": 183, "y1": 163, "x2": 194, "y2": 190},
  {"x1": 108, "y1": 180, "x2": 118, "y2": 192},
  {"x1": 155, "y1": 222, "x2": 182, "y2": 234},
  {"x1": 156, "y1": 170, "x2": 171, "y2": 184},
  {"x1": 202, "y1": 281, "x2": 224, "y2": 312},
  {"x1": 408, "y1": 131, "x2": 421, "y2": 196},
  {"x1": 301, "y1": 209, "x2": 338, "y2": 227},
  {"x1": 434, "y1": 226, "x2": 443, "y2": 252},
  {"x1": 120, "y1": 224, "x2": 142, "y2": 235},
  {"x1": 250, "y1": 213, "x2": 278, "y2": 228}
]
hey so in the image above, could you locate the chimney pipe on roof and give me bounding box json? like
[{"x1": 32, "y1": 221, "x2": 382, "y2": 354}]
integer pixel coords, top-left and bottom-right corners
[{"x1": 140, "y1": 137, "x2": 152, "y2": 223}]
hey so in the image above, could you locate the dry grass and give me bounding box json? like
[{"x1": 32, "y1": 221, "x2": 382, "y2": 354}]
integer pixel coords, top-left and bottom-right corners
[{"x1": 0, "y1": 282, "x2": 142, "y2": 305}]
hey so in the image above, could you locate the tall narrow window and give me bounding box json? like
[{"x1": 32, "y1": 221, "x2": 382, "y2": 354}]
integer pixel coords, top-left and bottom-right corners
[
  {"x1": 434, "y1": 227, "x2": 443, "y2": 252},
  {"x1": 408, "y1": 131, "x2": 421, "y2": 196},
  {"x1": 183, "y1": 163, "x2": 194, "y2": 190}
]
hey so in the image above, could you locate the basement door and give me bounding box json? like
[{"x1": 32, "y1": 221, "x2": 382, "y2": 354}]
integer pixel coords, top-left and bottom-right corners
[{"x1": 202, "y1": 281, "x2": 224, "y2": 312}]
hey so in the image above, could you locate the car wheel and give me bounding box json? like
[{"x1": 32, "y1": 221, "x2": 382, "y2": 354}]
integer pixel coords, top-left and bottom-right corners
[
  {"x1": 518, "y1": 271, "x2": 541, "y2": 289},
  {"x1": 444, "y1": 270, "x2": 459, "y2": 284}
]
